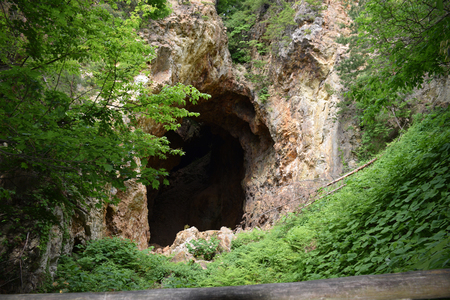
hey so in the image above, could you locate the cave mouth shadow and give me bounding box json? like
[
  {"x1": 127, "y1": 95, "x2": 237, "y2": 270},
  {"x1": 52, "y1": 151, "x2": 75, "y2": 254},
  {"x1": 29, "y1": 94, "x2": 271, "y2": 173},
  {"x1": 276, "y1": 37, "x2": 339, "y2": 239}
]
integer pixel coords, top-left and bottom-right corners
[{"x1": 147, "y1": 121, "x2": 245, "y2": 247}]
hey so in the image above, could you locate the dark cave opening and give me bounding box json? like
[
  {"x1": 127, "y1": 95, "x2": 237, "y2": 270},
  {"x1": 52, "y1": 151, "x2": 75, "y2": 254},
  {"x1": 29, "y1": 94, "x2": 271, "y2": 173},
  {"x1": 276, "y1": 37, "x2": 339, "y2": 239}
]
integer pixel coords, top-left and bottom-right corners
[
  {"x1": 72, "y1": 237, "x2": 84, "y2": 254},
  {"x1": 147, "y1": 122, "x2": 245, "y2": 246}
]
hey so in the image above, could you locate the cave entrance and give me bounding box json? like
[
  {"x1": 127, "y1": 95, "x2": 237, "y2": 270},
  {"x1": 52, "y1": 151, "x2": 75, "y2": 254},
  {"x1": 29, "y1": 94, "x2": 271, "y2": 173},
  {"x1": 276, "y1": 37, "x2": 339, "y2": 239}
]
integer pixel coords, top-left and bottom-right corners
[{"x1": 147, "y1": 121, "x2": 245, "y2": 246}]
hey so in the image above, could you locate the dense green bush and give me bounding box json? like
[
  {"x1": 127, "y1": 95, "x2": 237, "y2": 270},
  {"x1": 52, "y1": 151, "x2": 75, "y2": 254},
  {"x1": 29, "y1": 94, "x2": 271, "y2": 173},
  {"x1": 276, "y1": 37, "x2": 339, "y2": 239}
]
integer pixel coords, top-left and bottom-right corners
[
  {"x1": 336, "y1": 0, "x2": 449, "y2": 159},
  {"x1": 187, "y1": 237, "x2": 220, "y2": 261},
  {"x1": 201, "y1": 235, "x2": 299, "y2": 286},
  {"x1": 161, "y1": 261, "x2": 204, "y2": 288},
  {"x1": 42, "y1": 237, "x2": 192, "y2": 293}
]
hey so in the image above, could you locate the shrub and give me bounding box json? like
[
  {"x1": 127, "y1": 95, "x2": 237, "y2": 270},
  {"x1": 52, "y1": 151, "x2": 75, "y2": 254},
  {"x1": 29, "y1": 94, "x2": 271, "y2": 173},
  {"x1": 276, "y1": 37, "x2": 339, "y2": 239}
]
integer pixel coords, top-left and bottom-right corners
[
  {"x1": 258, "y1": 86, "x2": 270, "y2": 104},
  {"x1": 231, "y1": 228, "x2": 267, "y2": 249},
  {"x1": 162, "y1": 261, "x2": 205, "y2": 288},
  {"x1": 41, "y1": 237, "x2": 172, "y2": 293},
  {"x1": 187, "y1": 237, "x2": 220, "y2": 260}
]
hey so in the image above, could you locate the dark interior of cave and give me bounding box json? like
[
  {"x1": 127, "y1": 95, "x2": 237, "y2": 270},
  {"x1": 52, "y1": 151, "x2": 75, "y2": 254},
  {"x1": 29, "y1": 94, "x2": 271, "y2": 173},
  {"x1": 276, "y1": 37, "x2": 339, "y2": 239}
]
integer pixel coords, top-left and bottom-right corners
[{"x1": 147, "y1": 122, "x2": 245, "y2": 246}]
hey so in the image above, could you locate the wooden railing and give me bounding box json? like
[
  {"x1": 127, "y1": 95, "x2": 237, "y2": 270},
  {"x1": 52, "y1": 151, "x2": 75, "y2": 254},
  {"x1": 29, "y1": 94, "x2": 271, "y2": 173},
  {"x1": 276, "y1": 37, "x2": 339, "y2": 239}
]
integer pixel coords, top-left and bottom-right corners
[{"x1": 2, "y1": 269, "x2": 450, "y2": 299}]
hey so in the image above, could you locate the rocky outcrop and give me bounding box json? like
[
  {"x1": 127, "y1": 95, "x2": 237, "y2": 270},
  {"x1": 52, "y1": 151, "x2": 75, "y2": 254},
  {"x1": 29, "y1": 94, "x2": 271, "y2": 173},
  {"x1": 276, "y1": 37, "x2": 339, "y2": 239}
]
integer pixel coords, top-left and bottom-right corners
[
  {"x1": 238, "y1": 0, "x2": 358, "y2": 227},
  {"x1": 144, "y1": 0, "x2": 232, "y2": 95},
  {"x1": 136, "y1": 0, "x2": 357, "y2": 242},
  {"x1": 152, "y1": 226, "x2": 235, "y2": 264},
  {"x1": 71, "y1": 198, "x2": 106, "y2": 249},
  {"x1": 90, "y1": 0, "x2": 450, "y2": 247},
  {"x1": 104, "y1": 180, "x2": 150, "y2": 250},
  {"x1": 88, "y1": 0, "x2": 450, "y2": 247},
  {"x1": 0, "y1": 207, "x2": 70, "y2": 293}
]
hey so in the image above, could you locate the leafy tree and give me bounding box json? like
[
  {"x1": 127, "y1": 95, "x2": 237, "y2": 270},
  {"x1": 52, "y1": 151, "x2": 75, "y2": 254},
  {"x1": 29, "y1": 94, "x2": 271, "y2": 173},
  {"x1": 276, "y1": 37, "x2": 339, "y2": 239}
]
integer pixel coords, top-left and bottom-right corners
[
  {"x1": 0, "y1": 0, "x2": 209, "y2": 233},
  {"x1": 262, "y1": 0, "x2": 296, "y2": 42},
  {"x1": 217, "y1": 0, "x2": 259, "y2": 63},
  {"x1": 353, "y1": 0, "x2": 450, "y2": 101},
  {"x1": 337, "y1": 0, "x2": 450, "y2": 157},
  {"x1": 216, "y1": 0, "x2": 240, "y2": 17}
]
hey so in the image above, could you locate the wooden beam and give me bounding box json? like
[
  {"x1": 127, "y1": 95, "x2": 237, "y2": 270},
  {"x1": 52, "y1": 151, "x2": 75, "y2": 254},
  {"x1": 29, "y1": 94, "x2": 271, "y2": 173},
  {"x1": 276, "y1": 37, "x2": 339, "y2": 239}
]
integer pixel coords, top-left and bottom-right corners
[
  {"x1": 2, "y1": 269, "x2": 450, "y2": 299},
  {"x1": 325, "y1": 157, "x2": 378, "y2": 187},
  {"x1": 315, "y1": 183, "x2": 347, "y2": 201}
]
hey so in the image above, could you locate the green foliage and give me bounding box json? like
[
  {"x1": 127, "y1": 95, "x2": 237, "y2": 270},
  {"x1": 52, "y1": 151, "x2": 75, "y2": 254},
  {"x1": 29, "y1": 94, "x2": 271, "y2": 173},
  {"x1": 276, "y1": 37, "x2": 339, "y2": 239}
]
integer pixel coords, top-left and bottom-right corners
[
  {"x1": 258, "y1": 86, "x2": 270, "y2": 104},
  {"x1": 353, "y1": 0, "x2": 450, "y2": 98},
  {"x1": 324, "y1": 83, "x2": 334, "y2": 95},
  {"x1": 216, "y1": 0, "x2": 240, "y2": 16},
  {"x1": 348, "y1": 105, "x2": 410, "y2": 160},
  {"x1": 300, "y1": 109, "x2": 450, "y2": 278},
  {"x1": 230, "y1": 228, "x2": 267, "y2": 249},
  {"x1": 285, "y1": 226, "x2": 316, "y2": 251},
  {"x1": 38, "y1": 237, "x2": 208, "y2": 292},
  {"x1": 41, "y1": 237, "x2": 167, "y2": 292},
  {"x1": 201, "y1": 234, "x2": 298, "y2": 286},
  {"x1": 161, "y1": 261, "x2": 204, "y2": 288},
  {"x1": 243, "y1": 67, "x2": 271, "y2": 104},
  {"x1": 217, "y1": 0, "x2": 297, "y2": 63},
  {"x1": 0, "y1": 0, "x2": 210, "y2": 232},
  {"x1": 0, "y1": 1, "x2": 209, "y2": 291},
  {"x1": 248, "y1": 40, "x2": 268, "y2": 56},
  {"x1": 336, "y1": 0, "x2": 450, "y2": 158},
  {"x1": 196, "y1": 108, "x2": 450, "y2": 286},
  {"x1": 187, "y1": 237, "x2": 220, "y2": 260},
  {"x1": 262, "y1": 1, "x2": 296, "y2": 41},
  {"x1": 303, "y1": 0, "x2": 326, "y2": 12}
]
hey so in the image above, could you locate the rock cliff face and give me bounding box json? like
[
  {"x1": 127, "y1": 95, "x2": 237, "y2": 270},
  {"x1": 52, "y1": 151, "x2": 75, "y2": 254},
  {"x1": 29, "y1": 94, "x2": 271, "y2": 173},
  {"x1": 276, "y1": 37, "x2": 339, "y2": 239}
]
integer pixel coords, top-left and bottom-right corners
[
  {"x1": 125, "y1": 0, "x2": 358, "y2": 247},
  {"x1": 73, "y1": 0, "x2": 450, "y2": 248}
]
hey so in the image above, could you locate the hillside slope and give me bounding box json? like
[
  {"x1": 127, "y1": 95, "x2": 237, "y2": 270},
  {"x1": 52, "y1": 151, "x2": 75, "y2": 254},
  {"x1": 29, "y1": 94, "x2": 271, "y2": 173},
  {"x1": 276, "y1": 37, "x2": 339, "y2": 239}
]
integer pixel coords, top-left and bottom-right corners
[
  {"x1": 46, "y1": 108, "x2": 450, "y2": 292},
  {"x1": 197, "y1": 107, "x2": 450, "y2": 286}
]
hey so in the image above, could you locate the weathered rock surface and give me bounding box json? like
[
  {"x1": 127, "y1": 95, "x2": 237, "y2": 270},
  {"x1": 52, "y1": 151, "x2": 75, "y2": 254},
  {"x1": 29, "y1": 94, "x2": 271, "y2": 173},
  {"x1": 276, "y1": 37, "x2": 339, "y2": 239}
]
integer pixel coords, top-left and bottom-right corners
[
  {"x1": 151, "y1": 226, "x2": 235, "y2": 264},
  {"x1": 239, "y1": 0, "x2": 358, "y2": 227},
  {"x1": 139, "y1": 0, "x2": 356, "y2": 240},
  {"x1": 104, "y1": 180, "x2": 150, "y2": 250},
  {"x1": 71, "y1": 198, "x2": 106, "y2": 249},
  {"x1": 76, "y1": 0, "x2": 450, "y2": 251},
  {"x1": 0, "y1": 207, "x2": 73, "y2": 293},
  {"x1": 145, "y1": 0, "x2": 232, "y2": 95}
]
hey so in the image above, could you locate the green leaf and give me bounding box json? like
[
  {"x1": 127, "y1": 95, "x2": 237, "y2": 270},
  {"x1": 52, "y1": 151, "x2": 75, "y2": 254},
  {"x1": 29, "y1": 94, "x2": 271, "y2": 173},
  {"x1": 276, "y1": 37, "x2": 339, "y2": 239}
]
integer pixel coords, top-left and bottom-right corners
[
  {"x1": 414, "y1": 224, "x2": 428, "y2": 234},
  {"x1": 103, "y1": 164, "x2": 113, "y2": 172}
]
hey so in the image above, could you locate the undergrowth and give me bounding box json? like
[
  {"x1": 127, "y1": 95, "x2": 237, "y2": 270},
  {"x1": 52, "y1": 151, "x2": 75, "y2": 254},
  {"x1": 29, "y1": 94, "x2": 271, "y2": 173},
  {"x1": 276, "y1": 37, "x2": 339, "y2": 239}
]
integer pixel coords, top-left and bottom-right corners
[
  {"x1": 43, "y1": 108, "x2": 450, "y2": 292},
  {"x1": 197, "y1": 107, "x2": 450, "y2": 286},
  {"x1": 41, "y1": 237, "x2": 204, "y2": 293}
]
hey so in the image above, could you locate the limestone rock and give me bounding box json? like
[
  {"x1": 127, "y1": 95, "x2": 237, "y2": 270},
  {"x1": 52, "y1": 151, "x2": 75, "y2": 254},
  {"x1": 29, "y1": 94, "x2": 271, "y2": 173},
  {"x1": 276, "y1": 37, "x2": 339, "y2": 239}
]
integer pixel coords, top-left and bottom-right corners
[
  {"x1": 170, "y1": 251, "x2": 189, "y2": 263},
  {"x1": 67, "y1": 0, "x2": 450, "y2": 259},
  {"x1": 147, "y1": 0, "x2": 231, "y2": 92},
  {"x1": 104, "y1": 179, "x2": 150, "y2": 250},
  {"x1": 0, "y1": 207, "x2": 70, "y2": 293},
  {"x1": 165, "y1": 226, "x2": 236, "y2": 263},
  {"x1": 141, "y1": 0, "x2": 357, "y2": 233},
  {"x1": 71, "y1": 198, "x2": 106, "y2": 249},
  {"x1": 216, "y1": 227, "x2": 235, "y2": 251},
  {"x1": 170, "y1": 226, "x2": 201, "y2": 255}
]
